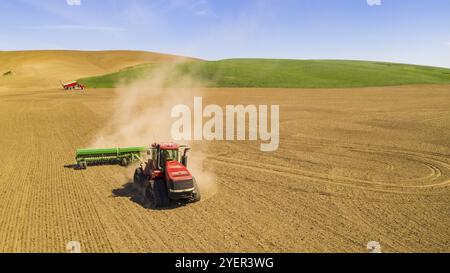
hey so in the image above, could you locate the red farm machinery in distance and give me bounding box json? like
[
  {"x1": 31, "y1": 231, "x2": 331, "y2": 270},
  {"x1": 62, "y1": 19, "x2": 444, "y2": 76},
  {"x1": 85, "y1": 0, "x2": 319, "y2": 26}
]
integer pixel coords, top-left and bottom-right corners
[{"x1": 60, "y1": 80, "x2": 85, "y2": 90}]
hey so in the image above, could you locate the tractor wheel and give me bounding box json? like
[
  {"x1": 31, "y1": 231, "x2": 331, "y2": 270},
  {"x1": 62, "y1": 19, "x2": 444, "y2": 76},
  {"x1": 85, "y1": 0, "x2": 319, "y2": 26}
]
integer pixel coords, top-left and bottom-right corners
[
  {"x1": 133, "y1": 168, "x2": 144, "y2": 188},
  {"x1": 144, "y1": 183, "x2": 156, "y2": 209},
  {"x1": 144, "y1": 179, "x2": 170, "y2": 209},
  {"x1": 154, "y1": 179, "x2": 170, "y2": 207},
  {"x1": 192, "y1": 177, "x2": 201, "y2": 202},
  {"x1": 144, "y1": 180, "x2": 159, "y2": 209}
]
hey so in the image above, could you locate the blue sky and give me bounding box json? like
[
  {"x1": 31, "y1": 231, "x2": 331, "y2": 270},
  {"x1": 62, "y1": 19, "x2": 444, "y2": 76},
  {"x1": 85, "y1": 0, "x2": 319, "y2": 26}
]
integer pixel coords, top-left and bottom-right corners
[{"x1": 1, "y1": 0, "x2": 449, "y2": 67}]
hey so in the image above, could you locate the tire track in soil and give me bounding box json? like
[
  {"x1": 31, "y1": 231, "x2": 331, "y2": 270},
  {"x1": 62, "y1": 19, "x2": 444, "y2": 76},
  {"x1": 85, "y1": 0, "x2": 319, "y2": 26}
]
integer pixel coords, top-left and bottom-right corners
[
  {"x1": 211, "y1": 145, "x2": 450, "y2": 194},
  {"x1": 207, "y1": 139, "x2": 450, "y2": 251},
  {"x1": 211, "y1": 159, "x2": 371, "y2": 252}
]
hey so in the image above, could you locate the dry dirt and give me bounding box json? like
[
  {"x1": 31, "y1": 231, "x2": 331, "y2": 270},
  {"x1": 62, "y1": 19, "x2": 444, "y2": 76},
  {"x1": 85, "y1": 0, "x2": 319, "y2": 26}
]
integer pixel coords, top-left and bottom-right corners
[{"x1": 0, "y1": 82, "x2": 449, "y2": 253}]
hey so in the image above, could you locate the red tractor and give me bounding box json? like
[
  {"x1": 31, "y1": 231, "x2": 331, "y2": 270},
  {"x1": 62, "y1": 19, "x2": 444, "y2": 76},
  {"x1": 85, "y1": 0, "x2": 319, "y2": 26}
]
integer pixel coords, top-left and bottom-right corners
[
  {"x1": 61, "y1": 80, "x2": 85, "y2": 90},
  {"x1": 133, "y1": 143, "x2": 201, "y2": 208}
]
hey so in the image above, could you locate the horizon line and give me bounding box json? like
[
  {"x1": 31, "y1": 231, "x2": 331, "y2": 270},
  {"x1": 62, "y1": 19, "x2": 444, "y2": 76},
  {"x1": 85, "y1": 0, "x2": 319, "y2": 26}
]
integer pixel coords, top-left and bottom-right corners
[{"x1": 1, "y1": 49, "x2": 449, "y2": 69}]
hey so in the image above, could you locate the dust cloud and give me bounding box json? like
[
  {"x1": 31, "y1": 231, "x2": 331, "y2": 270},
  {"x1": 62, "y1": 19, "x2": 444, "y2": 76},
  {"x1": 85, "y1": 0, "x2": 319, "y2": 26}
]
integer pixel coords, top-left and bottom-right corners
[{"x1": 90, "y1": 61, "x2": 218, "y2": 199}]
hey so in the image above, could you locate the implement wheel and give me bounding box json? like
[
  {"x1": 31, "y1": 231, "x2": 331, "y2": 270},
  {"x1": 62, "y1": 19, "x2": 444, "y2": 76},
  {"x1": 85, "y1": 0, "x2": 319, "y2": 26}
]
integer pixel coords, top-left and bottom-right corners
[
  {"x1": 121, "y1": 157, "x2": 129, "y2": 167},
  {"x1": 78, "y1": 161, "x2": 87, "y2": 170}
]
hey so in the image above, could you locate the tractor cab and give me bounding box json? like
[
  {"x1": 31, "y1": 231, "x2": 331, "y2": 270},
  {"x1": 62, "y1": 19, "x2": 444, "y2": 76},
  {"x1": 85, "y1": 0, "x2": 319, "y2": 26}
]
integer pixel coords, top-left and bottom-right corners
[
  {"x1": 160, "y1": 148, "x2": 178, "y2": 168},
  {"x1": 147, "y1": 142, "x2": 190, "y2": 171}
]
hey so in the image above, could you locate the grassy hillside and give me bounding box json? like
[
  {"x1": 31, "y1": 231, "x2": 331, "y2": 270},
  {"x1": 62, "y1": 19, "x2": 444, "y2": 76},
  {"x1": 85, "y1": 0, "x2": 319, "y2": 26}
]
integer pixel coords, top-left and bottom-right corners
[{"x1": 79, "y1": 59, "x2": 450, "y2": 88}]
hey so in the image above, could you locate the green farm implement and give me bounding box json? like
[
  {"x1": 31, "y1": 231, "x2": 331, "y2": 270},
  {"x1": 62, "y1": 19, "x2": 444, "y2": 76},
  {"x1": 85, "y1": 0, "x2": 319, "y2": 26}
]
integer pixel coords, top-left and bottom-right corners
[{"x1": 76, "y1": 146, "x2": 147, "y2": 169}]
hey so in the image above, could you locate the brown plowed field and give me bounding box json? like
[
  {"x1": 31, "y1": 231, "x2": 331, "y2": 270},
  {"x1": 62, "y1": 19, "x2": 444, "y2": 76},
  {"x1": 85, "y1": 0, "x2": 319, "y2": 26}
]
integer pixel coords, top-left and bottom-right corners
[{"x1": 0, "y1": 83, "x2": 449, "y2": 252}]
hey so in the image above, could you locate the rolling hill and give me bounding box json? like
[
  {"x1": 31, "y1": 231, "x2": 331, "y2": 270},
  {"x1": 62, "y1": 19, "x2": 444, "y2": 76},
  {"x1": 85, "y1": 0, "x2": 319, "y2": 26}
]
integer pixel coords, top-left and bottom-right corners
[
  {"x1": 79, "y1": 59, "x2": 450, "y2": 89},
  {"x1": 0, "y1": 50, "x2": 197, "y2": 89}
]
